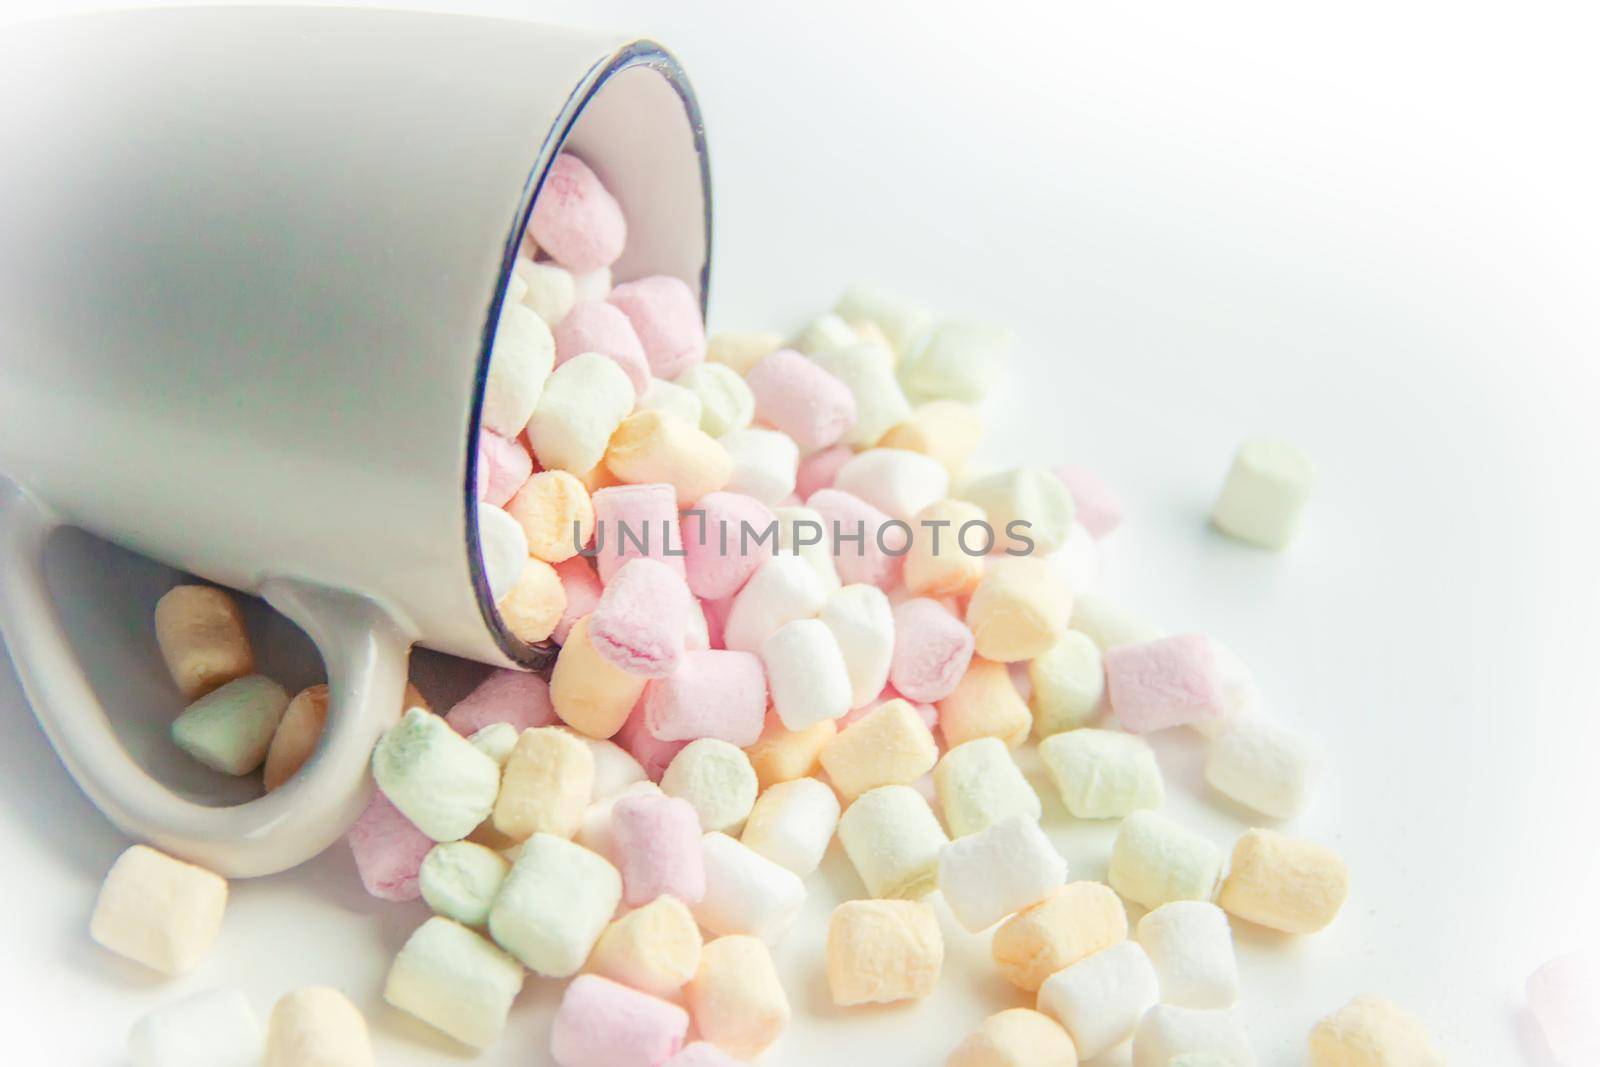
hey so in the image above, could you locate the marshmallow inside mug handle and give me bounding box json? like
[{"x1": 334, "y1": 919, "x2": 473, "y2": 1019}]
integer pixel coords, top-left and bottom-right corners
[{"x1": 0, "y1": 481, "x2": 411, "y2": 878}]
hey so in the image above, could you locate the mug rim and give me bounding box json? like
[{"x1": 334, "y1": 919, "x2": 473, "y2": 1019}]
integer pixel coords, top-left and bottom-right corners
[{"x1": 463, "y1": 40, "x2": 712, "y2": 671}]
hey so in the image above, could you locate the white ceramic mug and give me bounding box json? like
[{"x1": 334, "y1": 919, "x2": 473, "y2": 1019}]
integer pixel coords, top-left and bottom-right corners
[{"x1": 0, "y1": 6, "x2": 711, "y2": 877}]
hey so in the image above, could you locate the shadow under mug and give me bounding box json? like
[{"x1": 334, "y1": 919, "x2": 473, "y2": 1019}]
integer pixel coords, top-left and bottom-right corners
[{"x1": 0, "y1": 6, "x2": 711, "y2": 877}]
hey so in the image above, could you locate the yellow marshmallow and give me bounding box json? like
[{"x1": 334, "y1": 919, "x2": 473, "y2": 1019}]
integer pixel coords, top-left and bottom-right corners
[
  {"x1": 506, "y1": 470, "x2": 593, "y2": 563},
  {"x1": 90, "y1": 845, "x2": 228, "y2": 976},
  {"x1": 264, "y1": 987, "x2": 374, "y2": 1067},
  {"x1": 153, "y1": 584, "x2": 254, "y2": 699},
  {"x1": 707, "y1": 330, "x2": 784, "y2": 375},
  {"x1": 496, "y1": 558, "x2": 565, "y2": 644},
  {"x1": 745, "y1": 711, "x2": 836, "y2": 790},
  {"x1": 575, "y1": 460, "x2": 620, "y2": 494},
  {"x1": 587, "y1": 895, "x2": 703, "y2": 997},
  {"x1": 879, "y1": 401, "x2": 984, "y2": 478},
  {"x1": 1217, "y1": 828, "x2": 1349, "y2": 935},
  {"x1": 685, "y1": 935, "x2": 791, "y2": 1059},
  {"x1": 1028, "y1": 632, "x2": 1105, "y2": 738},
  {"x1": 938, "y1": 658, "x2": 1033, "y2": 749},
  {"x1": 550, "y1": 615, "x2": 646, "y2": 738},
  {"x1": 1309, "y1": 995, "x2": 1444, "y2": 1067},
  {"x1": 819, "y1": 698, "x2": 938, "y2": 802},
  {"x1": 604, "y1": 409, "x2": 732, "y2": 507},
  {"x1": 948, "y1": 1008, "x2": 1079, "y2": 1067},
  {"x1": 826, "y1": 898, "x2": 944, "y2": 1006},
  {"x1": 965, "y1": 556, "x2": 1070, "y2": 663},
  {"x1": 491, "y1": 726, "x2": 595, "y2": 842},
  {"x1": 903, "y1": 500, "x2": 988, "y2": 597},
  {"x1": 264, "y1": 684, "x2": 329, "y2": 792},
  {"x1": 991, "y1": 881, "x2": 1128, "y2": 992}
]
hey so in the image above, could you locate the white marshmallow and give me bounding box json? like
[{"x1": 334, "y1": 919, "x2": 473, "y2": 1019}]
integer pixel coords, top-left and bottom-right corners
[
  {"x1": 832, "y1": 449, "x2": 951, "y2": 521},
  {"x1": 819, "y1": 584, "x2": 896, "y2": 709},
  {"x1": 1039, "y1": 728, "x2": 1164, "y2": 819},
  {"x1": 763, "y1": 618, "x2": 853, "y2": 731},
  {"x1": 1108, "y1": 811, "x2": 1224, "y2": 911},
  {"x1": 1133, "y1": 1006, "x2": 1255, "y2": 1067},
  {"x1": 526, "y1": 350, "x2": 635, "y2": 473},
  {"x1": 934, "y1": 737, "x2": 1042, "y2": 838},
  {"x1": 960, "y1": 466, "x2": 1076, "y2": 555},
  {"x1": 1210, "y1": 438, "x2": 1313, "y2": 550},
  {"x1": 1136, "y1": 901, "x2": 1240, "y2": 1009},
  {"x1": 660, "y1": 738, "x2": 759, "y2": 833},
  {"x1": 575, "y1": 780, "x2": 662, "y2": 861},
  {"x1": 468, "y1": 722, "x2": 519, "y2": 765},
  {"x1": 791, "y1": 311, "x2": 861, "y2": 356},
  {"x1": 719, "y1": 427, "x2": 799, "y2": 506},
  {"x1": 1070, "y1": 593, "x2": 1165, "y2": 651},
  {"x1": 1029, "y1": 631, "x2": 1106, "y2": 737},
  {"x1": 585, "y1": 738, "x2": 649, "y2": 799},
  {"x1": 1053, "y1": 520, "x2": 1101, "y2": 593},
  {"x1": 638, "y1": 376, "x2": 705, "y2": 427},
  {"x1": 938, "y1": 816, "x2": 1067, "y2": 932},
  {"x1": 477, "y1": 503, "x2": 529, "y2": 602},
  {"x1": 1036, "y1": 940, "x2": 1160, "y2": 1060},
  {"x1": 419, "y1": 842, "x2": 510, "y2": 928},
  {"x1": 740, "y1": 776, "x2": 841, "y2": 876},
  {"x1": 482, "y1": 303, "x2": 554, "y2": 437},
  {"x1": 675, "y1": 362, "x2": 754, "y2": 437},
  {"x1": 775, "y1": 505, "x2": 842, "y2": 594},
  {"x1": 834, "y1": 284, "x2": 933, "y2": 358},
  {"x1": 837, "y1": 784, "x2": 950, "y2": 899},
  {"x1": 512, "y1": 256, "x2": 576, "y2": 326},
  {"x1": 897, "y1": 319, "x2": 1010, "y2": 404},
  {"x1": 723, "y1": 556, "x2": 827, "y2": 654},
  {"x1": 384, "y1": 917, "x2": 524, "y2": 1050},
  {"x1": 371, "y1": 708, "x2": 502, "y2": 842},
  {"x1": 570, "y1": 264, "x2": 613, "y2": 303},
  {"x1": 808, "y1": 340, "x2": 914, "y2": 448},
  {"x1": 487, "y1": 833, "x2": 621, "y2": 977},
  {"x1": 1205, "y1": 717, "x2": 1321, "y2": 819},
  {"x1": 695, "y1": 831, "x2": 807, "y2": 943},
  {"x1": 128, "y1": 990, "x2": 261, "y2": 1067},
  {"x1": 90, "y1": 846, "x2": 228, "y2": 977},
  {"x1": 506, "y1": 269, "x2": 528, "y2": 306}
]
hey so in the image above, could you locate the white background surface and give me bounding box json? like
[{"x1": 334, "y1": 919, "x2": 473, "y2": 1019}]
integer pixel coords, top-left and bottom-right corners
[{"x1": 2, "y1": 1, "x2": 1599, "y2": 1063}]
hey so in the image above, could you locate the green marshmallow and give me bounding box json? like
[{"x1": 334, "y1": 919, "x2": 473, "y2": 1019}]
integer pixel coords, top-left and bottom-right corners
[{"x1": 171, "y1": 674, "x2": 289, "y2": 775}]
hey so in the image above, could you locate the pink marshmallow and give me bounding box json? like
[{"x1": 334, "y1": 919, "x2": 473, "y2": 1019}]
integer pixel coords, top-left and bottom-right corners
[
  {"x1": 744, "y1": 348, "x2": 857, "y2": 451},
  {"x1": 553, "y1": 300, "x2": 651, "y2": 397},
  {"x1": 550, "y1": 975, "x2": 689, "y2": 1067},
  {"x1": 1055, "y1": 464, "x2": 1125, "y2": 539},
  {"x1": 445, "y1": 669, "x2": 557, "y2": 736},
  {"x1": 643, "y1": 649, "x2": 767, "y2": 746},
  {"x1": 1105, "y1": 634, "x2": 1226, "y2": 733},
  {"x1": 616, "y1": 699, "x2": 688, "y2": 781},
  {"x1": 806, "y1": 488, "x2": 908, "y2": 590},
  {"x1": 665, "y1": 1043, "x2": 744, "y2": 1067},
  {"x1": 1527, "y1": 950, "x2": 1600, "y2": 1065},
  {"x1": 608, "y1": 275, "x2": 706, "y2": 380},
  {"x1": 346, "y1": 790, "x2": 433, "y2": 902},
  {"x1": 889, "y1": 598, "x2": 975, "y2": 703},
  {"x1": 682, "y1": 491, "x2": 776, "y2": 601},
  {"x1": 477, "y1": 430, "x2": 534, "y2": 507},
  {"x1": 701, "y1": 595, "x2": 732, "y2": 651},
  {"x1": 528, "y1": 152, "x2": 627, "y2": 272},
  {"x1": 795, "y1": 444, "x2": 854, "y2": 500},
  {"x1": 610, "y1": 792, "x2": 706, "y2": 906},
  {"x1": 588, "y1": 558, "x2": 693, "y2": 678},
  {"x1": 553, "y1": 557, "x2": 603, "y2": 644},
  {"x1": 592, "y1": 483, "x2": 685, "y2": 585}
]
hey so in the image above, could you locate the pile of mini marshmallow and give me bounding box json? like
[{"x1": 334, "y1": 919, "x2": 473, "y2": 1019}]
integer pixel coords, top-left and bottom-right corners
[{"x1": 88, "y1": 150, "x2": 1598, "y2": 1067}]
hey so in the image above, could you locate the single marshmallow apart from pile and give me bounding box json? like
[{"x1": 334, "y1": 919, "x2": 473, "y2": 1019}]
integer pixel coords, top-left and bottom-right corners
[
  {"x1": 686, "y1": 935, "x2": 792, "y2": 1058},
  {"x1": 740, "y1": 776, "x2": 841, "y2": 876},
  {"x1": 934, "y1": 737, "x2": 1042, "y2": 838},
  {"x1": 1136, "y1": 901, "x2": 1240, "y2": 1009},
  {"x1": 1211, "y1": 437, "x2": 1314, "y2": 550},
  {"x1": 1037, "y1": 940, "x2": 1160, "y2": 1060},
  {"x1": 383, "y1": 917, "x2": 524, "y2": 1050},
  {"x1": 991, "y1": 880, "x2": 1129, "y2": 992},
  {"x1": 1132, "y1": 1005, "x2": 1255, "y2": 1067},
  {"x1": 947, "y1": 1008, "x2": 1080, "y2": 1067},
  {"x1": 1308, "y1": 995, "x2": 1443, "y2": 1067},
  {"x1": 588, "y1": 895, "x2": 703, "y2": 997},
  {"x1": 826, "y1": 899, "x2": 944, "y2": 1006},
  {"x1": 128, "y1": 989, "x2": 261, "y2": 1067},
  {"x1": 1205, "y1": 717, "x2": 1322, "y2": 819},
  {"x1": 1109, "y1": 811, "x2": 1225, "y2": 911},
  {"x1": 1217, "y1": 829, "x2": 1348, "y2": 934},
  {"x1": 550, "y1": 974, "x2": 689, "y2": 1067},
  {"x1": 938, "y1": 816, "x2": 1067, "y2": 932},
  {"x1": 153, "y1": 585, "x2": 254, "y2": 699},
  {"x1": 488, "y1": 833, "x2": 621, "y2": 977},
  {"x1": 264, "y1": 987, "x2": 374, "y2": 1067},
  {"x1": 694, "y1": 831, "x2": 807, "y2": 943},
  {"x1": 91, "y1": 845, "x2": 228, "y2": 977},
  {"x1": 838, "y1": 784, "x2": 950, "y2": 899},
  {"x1": 1039, "y1": 728, "x2": 1164, "y2": 819}
]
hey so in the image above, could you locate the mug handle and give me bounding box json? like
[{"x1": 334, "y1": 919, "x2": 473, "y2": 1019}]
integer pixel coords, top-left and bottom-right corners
[{"x1": 0, "y1": 481, "x2": 413, "y2": 878}]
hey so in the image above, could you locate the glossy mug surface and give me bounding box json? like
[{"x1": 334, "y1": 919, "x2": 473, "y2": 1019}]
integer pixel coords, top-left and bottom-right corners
[{"x1": 0, "y1": 5, "x2": 711, "y2": 876}]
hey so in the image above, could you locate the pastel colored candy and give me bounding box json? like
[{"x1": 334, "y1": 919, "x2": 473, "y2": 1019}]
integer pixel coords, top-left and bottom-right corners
[
  {"x1": 675, "y1": 362, "x2": 754, "y2": 437},
  {"x1": 482, "y1": 304, "x2": 554, "y2": 438},
  {"x1": 571, "y1": 264, "x2": 613, "y2": 303},
  {"x1": 371, "y1": 707, "x2": 502, "y2": 842},
  {"x1": 664, "y1": 1042, "x2": 745, "y2": 1067},
  {"x1": 506, "y1": 469, "x2": 593, "y2": 564},
  {"x1": 643, "y1": 649, "x2": 767, "y2": 747},
  {"x1": 819, "y1": 583, "x2": 896, "y2": 709},
  {"x1": 90, "y1": 845, "x2": 228, "y2": 977},
  {"x1": 937, "y1": 658, "x2": 1033, "y2": 750},
  {"x1": 171, "y1": 674, "x2": 289, "y2": 776},
  {"x1": 610, "y1": 274, "x2": 706, "y2": 379},
  {"x1": 489, "y1": 833, "x2": 621, "y2": 977},
  {"x1": 576, "y1": 781, "x2": 663, "y2": 861},
  {"x1": 681, "y1": 491, "x2": 774, "y2": 600},
  {"x1": 1527, "y1": 951, "x2": 1600, "y2": 1066},
  {"x1": 834, "y1": 448, "x2": 950, "y2": 521},
  {"x1": 1039, "y1": 728, "x2": 1164, "y2": 819},
  {"x1": 605, "y1": 409, "x2": 732, "y2": 507},
  {"x1": 264, "y1": 685, "x2": 329, "y2": 791},
  {"x1": 795, "y1": 443, "x2": 854, "y2": 499},
  {"x1": 807, "y1": 488, "x2": 907, "y2": 589},
  {"x1": 1205, "y1": 717, "x2": 1322, "y2": 819},
  {"x1": 938, "y1": 816, "x2": 1067, "y2": 933},
  {"x1": 745, "y1": 347, "x2": 858, "y2": 451},
  {"x1": 902, "y1": 499, "x2": 987, "y2": 597},
  {"x1": 1136, "y1": 901, "x2": 1240, "y2": 1009},
  {"x1": 1211, "y1": 438, "x2": 1313, "y2": 550},
  {"x1": 947, "y1": 1008, "x2": 1079, "y2": 1067},
  {"x1": 960, "y1": 466, "x2": 1075, "y2": 555},
  {"x1": 477, "y1": 430, "x2": 533, "y2": 507},
  {"x1": 722, "y1": 556, "x2": 827, "y2": 655},
  {"x1": 694, "y1": 831, "x2": 807, "y2": 944},
  {"x1": 889, "y1": 598, "x2": 975, "y2": 703},
  {"x1": 763, "y1": 617, "x2": 853, "y2": 731},
  {"x1": 686, "y1": 935, "x2": 791, "y2": 1059},
  {"x1": 264, "y1": 987, "x2": 374, "y2": 1067},
  {"x1": 587, "y1": 557, "x2": 693, "y2": 678},
  {"x1": 660, "y1": 738, "x2": 758, "y2": 833},
  {"x1": 1028, "y1": 632, "x2": 1106, "y2": 738},
  {"x1": 1070, "y1": 593, "x2": 1165, "y2": 651},
  {"x1": 445, "y1": 668, "x2": 557, "y2": 737},
  {"x1": 719, "y1": 427, "x2": 799, "y2": 506},
  {"x1": 837, "y1": 784, "x2": 950, "y2": 900},
  {"x1": 790, "y1": 310, "x2": 861, "y2": 357},
  {"x1": 128, "y1": 989, "x2": 261, "y2": 1067},
  {"x1": 419, "y1": 841, "x2": 510, "y2": 928},
  {"x1": 469, "y1": 722, "x2": 518, "y2": 765},
  {"x1": 492, "y1": 725, "x2": 595, "y2": 842},
  {"x1": 706, "y1": 329, "x2": 783, "y2": 374},
  {"x1": 1308, "y1": 996, "x2": 1443, "y2": 1067},
  {"x1": 550, "y1": 615, "x2": 648, "y2": 738},
  {"x1": 896, "y1": 319, "x2": 1009, "y2": 403},
  {"x1": 1105, "y1": 634, "x2": 1227, "y2": 733},
  {"x1": 552, "y1": 299, "x2": 650, "y2": 396},
  {"x1": 1216, "y1": 829, "x2": 1348, "y2": 935},
  {"x1": 495, "y1": 557, "x2": 566, "y2": 644},
  {"x1": 826, "y1": 898, "x2": 944, "y2": 1006},
  {"x1": 612, "y1": 791, "x2": 706, "y2": 906},
  {"x1": 551, "y1": 975, "x2": 689, "y2": 1067},
  {"x1": 586, "y1": 737, "x2": 649, "y2": 798},
  {"x1": 476, "y1": 502, "x2": 529, "y2": 601},
  {"x1": 347, "y1": 789, "x2": 434, "y2": 901},
  {"x1": 553, "y1": 558, "x2": 604, "y2": 643},
  {"x1": 879, "y1": 400, "x2": 984, "y2": 478},
  {"x1": 153, "y1": 584, "x2": 253, "y2": 698},
  {"x1": 1055, "y1": 464, "x2": 1124, "y2": 539},
  {"x1": 512, "y1": 256, "x2": 575, "y2": 326},
  {"x1": 745, "y1": 711, "x2": 836, "y2": 790},
  {"x1": 638, "y1": 376, "x2": 704, "y2": 427},
  {"x1": 383, "y1": 917, "x2": 524, "y2": 1050},
  {"x1": 588, "y1": 895, "x2": 703, "y2": 997},
  {"x1": 820, "y1": 698, "x2": 938, "y2": 802},
  {"x1": 1132, "y1": 1005, "x2": 1254, "y2": 1067},
  {"x1": 834, "y1": 284, "x2": 932, "y2": 359},
  {"x1": 992, "y1": 881, "x2": 1129, "y2": 992},
  {"x1": 739, "y1": 776, "x2": 841, "y2": 877},
  {"x1": 965, "y1": 556, "x2": 1071, "y2": 663},
  {"x1": 528, "y1": 153, "x2": 627, "y2": 272},
  {"x1": 773, "y1": 505, "x2": 842, "y2": 594},
  {"x1": 1036, "y1": 940, "x2": 1159, "y2": 1060},
  {"x1": 1109, "y1": 811, "x2": 1224, "y2": 910},
  {"x1": 934, "y1": 737, "x2": 1041, "y2": 838},
  {"x1": 808, "y1": 340, "x2": 913, "y2": 448},
  {"x1": 591, "y1": 482, "x2": 685, "y2": 584},
  {"x1": 615, "y1": 699, "x2": 688, "y2": 781},
  {"x1": 528, "y1": 351, "x2": 635, "y2": 474}
]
